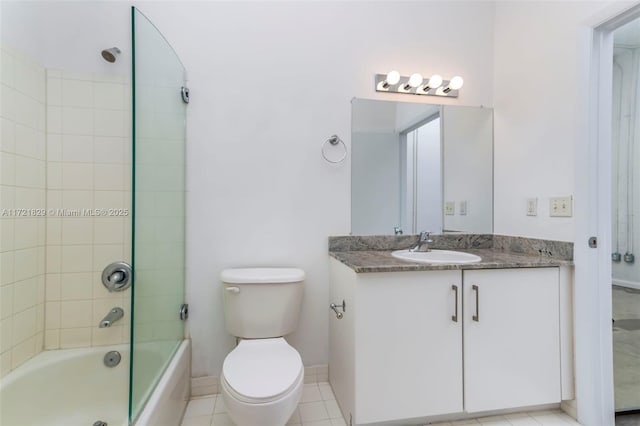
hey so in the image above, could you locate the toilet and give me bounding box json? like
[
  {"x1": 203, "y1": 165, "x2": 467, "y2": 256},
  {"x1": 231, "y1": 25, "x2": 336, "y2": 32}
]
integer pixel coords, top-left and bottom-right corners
[{"x1": 220, "y1": 267, "x2": 305, "y2": 426}]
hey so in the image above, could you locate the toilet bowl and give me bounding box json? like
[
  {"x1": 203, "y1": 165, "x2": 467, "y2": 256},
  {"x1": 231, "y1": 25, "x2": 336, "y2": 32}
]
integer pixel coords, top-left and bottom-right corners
[
  {"x1": 220, "y1": 338, "x2": 304, "y2": 426},
  {"x1": 220, "y1": 267, "x2": 306, "y2": 426}
]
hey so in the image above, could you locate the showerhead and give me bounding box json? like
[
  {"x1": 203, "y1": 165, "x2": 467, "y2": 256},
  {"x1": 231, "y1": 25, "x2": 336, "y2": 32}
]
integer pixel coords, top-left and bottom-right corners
[{"x1": 101, "y1": 47, "x2": 121, "y2": 63}]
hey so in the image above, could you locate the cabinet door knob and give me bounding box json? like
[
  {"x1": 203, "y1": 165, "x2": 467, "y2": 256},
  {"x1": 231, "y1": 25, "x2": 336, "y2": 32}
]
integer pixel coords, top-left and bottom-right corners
[
  {"x1": 451, "y1": 284, "x2": 459, "y2": 322},
  {"x1": 472, "y1": 284, "x2": 479, "y2": 322}
]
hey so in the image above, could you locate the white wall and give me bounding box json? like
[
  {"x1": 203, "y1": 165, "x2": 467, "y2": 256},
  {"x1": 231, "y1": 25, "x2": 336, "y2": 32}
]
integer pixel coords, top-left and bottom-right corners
[
  {"x1": 2, "y1": 1, "x2": 496, "y2": 378},
  {"x1": 137, "y1": 1, "x2": 496, "y2": 377},
  {"x1": 492, "y1": 1, "x2": 633, "y2": 242}
]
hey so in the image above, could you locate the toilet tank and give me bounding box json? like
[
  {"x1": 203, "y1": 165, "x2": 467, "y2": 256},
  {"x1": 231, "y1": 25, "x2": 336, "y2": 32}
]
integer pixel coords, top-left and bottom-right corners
[{"x1": 221, "y1": 268, "x2": 305, "y2": 339}]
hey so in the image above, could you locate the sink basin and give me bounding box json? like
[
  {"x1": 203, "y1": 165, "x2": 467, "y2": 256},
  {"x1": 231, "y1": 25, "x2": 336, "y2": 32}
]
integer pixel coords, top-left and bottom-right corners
[{"x1": 391, "y1": 249, "x2": 482, "y2": 264}]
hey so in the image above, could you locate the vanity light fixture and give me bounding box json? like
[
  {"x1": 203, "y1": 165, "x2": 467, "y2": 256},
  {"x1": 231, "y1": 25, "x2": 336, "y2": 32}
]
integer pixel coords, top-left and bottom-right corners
[
  {"x1": 380, "y1": 70, "x2": 401, "y2": 89},
  {"x1": 443, "y1": 76, "x2": 464, "y2": 93},
  {"x1": 375, "y1": 72, "x2": 463, "y2": 98}
]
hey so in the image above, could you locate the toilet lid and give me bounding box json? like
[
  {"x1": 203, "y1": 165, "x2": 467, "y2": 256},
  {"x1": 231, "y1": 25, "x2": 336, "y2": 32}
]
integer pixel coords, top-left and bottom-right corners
[{"x1": 222, "y1": 338, "x2": 303, "y2": 403}]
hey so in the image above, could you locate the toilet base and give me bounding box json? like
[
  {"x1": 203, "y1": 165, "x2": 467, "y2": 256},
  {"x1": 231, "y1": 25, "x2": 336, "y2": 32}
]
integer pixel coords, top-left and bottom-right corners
[{"x1": 220, "y1": 371, "x2": 303, "y2": 426}]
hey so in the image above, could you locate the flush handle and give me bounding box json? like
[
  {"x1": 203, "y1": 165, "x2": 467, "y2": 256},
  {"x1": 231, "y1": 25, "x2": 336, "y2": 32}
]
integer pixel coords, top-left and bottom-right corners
[{"x1": 225, "y1": 286, "x2": 240, "y2": 293}]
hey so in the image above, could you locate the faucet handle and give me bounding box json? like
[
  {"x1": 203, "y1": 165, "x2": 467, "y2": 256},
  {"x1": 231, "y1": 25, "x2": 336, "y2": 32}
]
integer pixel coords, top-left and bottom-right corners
[{"x1": 419, "y1": 231, "x2": 433, "y2": 242}]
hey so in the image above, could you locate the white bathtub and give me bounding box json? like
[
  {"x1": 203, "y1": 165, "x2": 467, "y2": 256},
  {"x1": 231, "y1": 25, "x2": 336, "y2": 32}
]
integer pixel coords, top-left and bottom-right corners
[{"x1": 0, "y1": 340, "x2": 190, "y2": 426}]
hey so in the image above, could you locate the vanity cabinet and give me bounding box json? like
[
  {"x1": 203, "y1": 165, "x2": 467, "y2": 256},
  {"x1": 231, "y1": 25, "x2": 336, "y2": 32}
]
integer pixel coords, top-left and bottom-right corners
[
  {"x1": 329, "y1": 259, "x2": 562, "y2": 425},
  {"x1": 462, "y1": 268, "x2": 561, "y2": 413}
]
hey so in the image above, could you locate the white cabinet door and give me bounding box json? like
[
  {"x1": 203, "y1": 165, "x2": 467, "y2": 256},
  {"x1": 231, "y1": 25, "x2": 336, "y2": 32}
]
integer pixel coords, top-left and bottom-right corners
[
  {"x1": 463, "y1": 268, "x2": 561, "y2": 413},
  {"x1": 355, "y1": 270, "x2": 463, "y2": 424}
]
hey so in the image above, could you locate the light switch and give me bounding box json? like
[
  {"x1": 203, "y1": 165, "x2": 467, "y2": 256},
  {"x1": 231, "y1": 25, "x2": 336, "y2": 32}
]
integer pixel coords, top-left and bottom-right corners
[
  {"x1": 445, "y1": 201, "x2": 455, "y2": 215},
  {"x1": 459, "y1": 201, "x2": 467, "y2": 215},
  {"x1": 550, "y1": 196, "x2": 572, "y2": 217},
  {"x1": 527, "y1": 198, "x2": 537, "y2": 216}
]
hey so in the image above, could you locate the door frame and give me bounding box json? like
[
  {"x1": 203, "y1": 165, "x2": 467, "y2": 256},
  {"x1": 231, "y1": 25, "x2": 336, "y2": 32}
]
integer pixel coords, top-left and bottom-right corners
[{"x1": 577, "y1": 3, "x2": 640, "y2": 425}]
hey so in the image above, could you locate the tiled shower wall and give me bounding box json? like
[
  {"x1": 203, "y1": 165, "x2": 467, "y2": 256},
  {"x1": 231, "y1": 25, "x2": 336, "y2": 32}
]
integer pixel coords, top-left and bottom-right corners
[
  {"x1": 43, "y1": 69, "x2": 131, "y2": 350},
  {"x1": 0, "y1": 44, "x2": 47, "y2": 378},
  {"x1": 0, "y1": 43, "x2": 132, "y2": 378}
]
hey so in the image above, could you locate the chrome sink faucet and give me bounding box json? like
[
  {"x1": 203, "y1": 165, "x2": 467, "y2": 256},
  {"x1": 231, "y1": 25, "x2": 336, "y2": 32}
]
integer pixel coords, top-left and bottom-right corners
[
  {"x1": 99, "y1": 307, "x2": 124, "y2": 328},
  {"x1": 411, "y1": 231, "x2": 433, "y2": 252}
]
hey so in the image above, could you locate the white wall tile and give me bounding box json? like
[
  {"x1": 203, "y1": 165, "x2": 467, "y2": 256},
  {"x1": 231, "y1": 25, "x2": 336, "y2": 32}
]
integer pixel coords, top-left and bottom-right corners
[
  {"x1": 47, "y1": 76, "x2": 62, "y2": 106},
  {"x1": 62, "y1": 134, "x2": 93, "y2": 162},
  {"x1": 46, "y1": 245, "x2": 62, "y2": 273},
  {"x1": 45, "y1": 274, "x2": 61, "y2": 301},
  {"x1": 94, "y1": 218, "x2": 123, "y2": 244},
  {"x1": 47, "y1": 133, "x2": 62, "y2": 161},
  {"x1": 0, "y1": 251, "x2": 15, "y2": 286},
  {"x1": 61, "y1": 190, "x2": 93, "y2": 210},
  {"x1": 0, "y1": 285, "x2": 14, "y2": 319},
  {"x1": 13, "y1": 277, "x2": 38, "y2": 313},
  {"x1": 0, "y1": 152, "x2": 16, "y2": 185},
  {"x1": 11, "y1": 336, "x2": 35, "y2": 368},
  {"x1": 61, "y1": 164, "x2": 94, "y2": 190},
  {"x1": 62, "y1": 107, "x2": 93, "y2": 135},
  {"x1": 15, "y1": 124, "x2": 45, "y2": 160},
  {"x1": 61, "y1": 218, "x2": 93, "y2": 245},
  {"x1": 94, "y1": 164, "x2": 124, "y2": 190},
  {"x1": 12, "y1": 307, "x2": 36, "y2": 344},
  {"x1": 94, "y1": 109, "x2": 124, "y2": 137},
  {"x1": 62, "y1": 79, "x2": 93, "y2": 108},
  {"x1": 47, "y1": 162, "x2": 63, "y2": 190},
  {"x1": 14, "y1": 219, "x2": 39, "y2": 250},
  {"x1": 59, "y1": 327, "x2": 91, "y2": 348},
  {"x1": 14, "y1": 156, "x2": 45, "y2": 188},
  {"x1": 1, "y1": 117, "x2": 16, "y2": 153},
  {"x1": 14, "y1": 247, "x2": 39, "y2": 281},
  {"x1": 45, "y1": 301, "x2": 60, "y2": 328},
  {"x1": 94, "y1": 82, "x2": 124, "y2": 110},
  {"x1": 46, "y1": 106, "x2": 62, "y2": 134},
  {"x1": 44, "y1": 329, "x2": 59, "y2": 349},
  {"x1": 1, "y1": 49, "x2": 15, "y2": 87},
  {"x1": 60, "y1": 300, "x2": 92, "y2": 328},
  {"x1": 60, "y1": 272, "x2": 93, "y2": 300},
  {"x1": 94, "y1": 136, "x2": 124, "y2": 164},
  {"x1": 61, "y1": 245, "x2": 93, "y2": 272}
]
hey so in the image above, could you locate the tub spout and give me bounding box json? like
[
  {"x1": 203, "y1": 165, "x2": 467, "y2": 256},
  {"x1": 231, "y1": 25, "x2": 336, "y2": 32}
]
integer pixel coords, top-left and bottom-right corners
[{"x1": 99, "y1": 307, "x2": 124, "y2": 328}]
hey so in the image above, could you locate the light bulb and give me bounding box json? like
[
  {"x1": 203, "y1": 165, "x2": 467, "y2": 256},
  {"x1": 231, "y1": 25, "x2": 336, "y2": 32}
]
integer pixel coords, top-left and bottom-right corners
[
  {"x1": 448, "y1": 76, "x2": 464, "y2": 90},
  {"x1": 408, "y1": 73, "x2": 423, "y2": 88},
  {"x1": 424, "y1": 74, "x2": 443, "y2": 90},
  {"x1": 386, "y1": 70, "x2": 400, "y2": 86}
]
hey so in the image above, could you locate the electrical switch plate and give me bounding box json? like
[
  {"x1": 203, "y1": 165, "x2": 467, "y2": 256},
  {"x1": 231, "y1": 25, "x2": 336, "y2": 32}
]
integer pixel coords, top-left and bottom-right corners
[
  {"x1": 550, "y1": 196, "x2": 573, "y2": 217},
  {"x1": 445, "y1": 201, "x2": 455, "y2": 215},
  {"x1": 459, "y1": 201, "x2": 467, "y2": 215},
  {"x1": 526, "y1": 198, "x2": 537, "y2": 216}
]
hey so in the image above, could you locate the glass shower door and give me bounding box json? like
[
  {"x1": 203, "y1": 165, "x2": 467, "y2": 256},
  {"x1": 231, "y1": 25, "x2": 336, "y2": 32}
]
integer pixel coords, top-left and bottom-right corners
[{"x1": 130, "y1": 7, "x2": 187, "y2": 423}]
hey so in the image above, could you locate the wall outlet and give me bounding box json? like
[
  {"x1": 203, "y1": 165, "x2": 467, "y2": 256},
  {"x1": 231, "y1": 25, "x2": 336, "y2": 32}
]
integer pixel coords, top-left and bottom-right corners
[
  {"x1": 445, "y1": 201, "x2": 455, "y2": 215},
  {"x1": 550, "y1": 196, "x2": 573, "y2": 217},
  {"x1": 526, "y1": 198, "x2": 537, "y2": 216},
  {"x1": 459, "y1": 201, "x2": 467, "y2": 216}
]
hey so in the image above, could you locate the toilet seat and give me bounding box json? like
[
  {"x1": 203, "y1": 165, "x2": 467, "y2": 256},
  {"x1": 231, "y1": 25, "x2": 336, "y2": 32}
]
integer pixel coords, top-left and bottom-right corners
[{"x1": 222, "y1": 338, "x2": 303, "y2": 404}]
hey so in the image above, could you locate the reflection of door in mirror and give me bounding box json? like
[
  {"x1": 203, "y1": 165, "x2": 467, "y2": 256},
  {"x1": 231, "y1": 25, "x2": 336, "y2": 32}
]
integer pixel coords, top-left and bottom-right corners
[
  {"x1": 351, "y1": 98, "x2": 493, "y2": 236},
  {"x1": 400, "y1": 115, "x2": 442, "y2": 234}
]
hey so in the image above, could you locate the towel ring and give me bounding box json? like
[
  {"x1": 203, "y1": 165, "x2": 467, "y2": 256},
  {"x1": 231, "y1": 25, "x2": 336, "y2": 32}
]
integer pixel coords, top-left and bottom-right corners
[{"x1": 322, "y1": 135, "x2": 347, "y2": 164}]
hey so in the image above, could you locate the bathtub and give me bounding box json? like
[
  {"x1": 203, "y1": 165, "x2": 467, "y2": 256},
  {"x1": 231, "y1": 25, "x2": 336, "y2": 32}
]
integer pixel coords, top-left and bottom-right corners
[{"x1": 0, "y1": 340, "x2": 190, "y2": 426}]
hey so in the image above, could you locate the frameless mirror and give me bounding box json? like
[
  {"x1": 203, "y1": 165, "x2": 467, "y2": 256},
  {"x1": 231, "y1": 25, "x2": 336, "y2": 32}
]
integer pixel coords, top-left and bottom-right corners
[{"x1": 351, "y1": 98, "x2": 493, "y2": 235}]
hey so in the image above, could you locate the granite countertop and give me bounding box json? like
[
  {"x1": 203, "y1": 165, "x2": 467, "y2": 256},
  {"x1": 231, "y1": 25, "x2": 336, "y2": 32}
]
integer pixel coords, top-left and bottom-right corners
[
  {"x1": 329, "y1": 248, "x2": 573, "y2": 273},
  {"x1": 328, "y1": 234, "x2": 574, "y2": 273}
]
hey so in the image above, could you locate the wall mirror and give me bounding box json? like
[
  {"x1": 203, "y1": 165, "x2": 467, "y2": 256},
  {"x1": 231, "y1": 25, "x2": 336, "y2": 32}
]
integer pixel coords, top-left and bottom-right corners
[{"x1": 351, "y1": 98, "x2": 493, "y2": 235}]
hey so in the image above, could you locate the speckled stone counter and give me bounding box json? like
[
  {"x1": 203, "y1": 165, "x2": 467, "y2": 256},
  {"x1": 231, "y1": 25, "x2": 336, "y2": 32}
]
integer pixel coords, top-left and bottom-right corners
[{"x1": 329, "y1": 234, "x2": 573, "y2": 273}]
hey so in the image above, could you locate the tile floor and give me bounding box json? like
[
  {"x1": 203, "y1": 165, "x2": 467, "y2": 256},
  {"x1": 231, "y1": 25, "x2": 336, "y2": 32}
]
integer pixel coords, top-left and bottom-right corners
[{"x1": 180, "y1": 382, "x2": 582, "y2": 426}]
